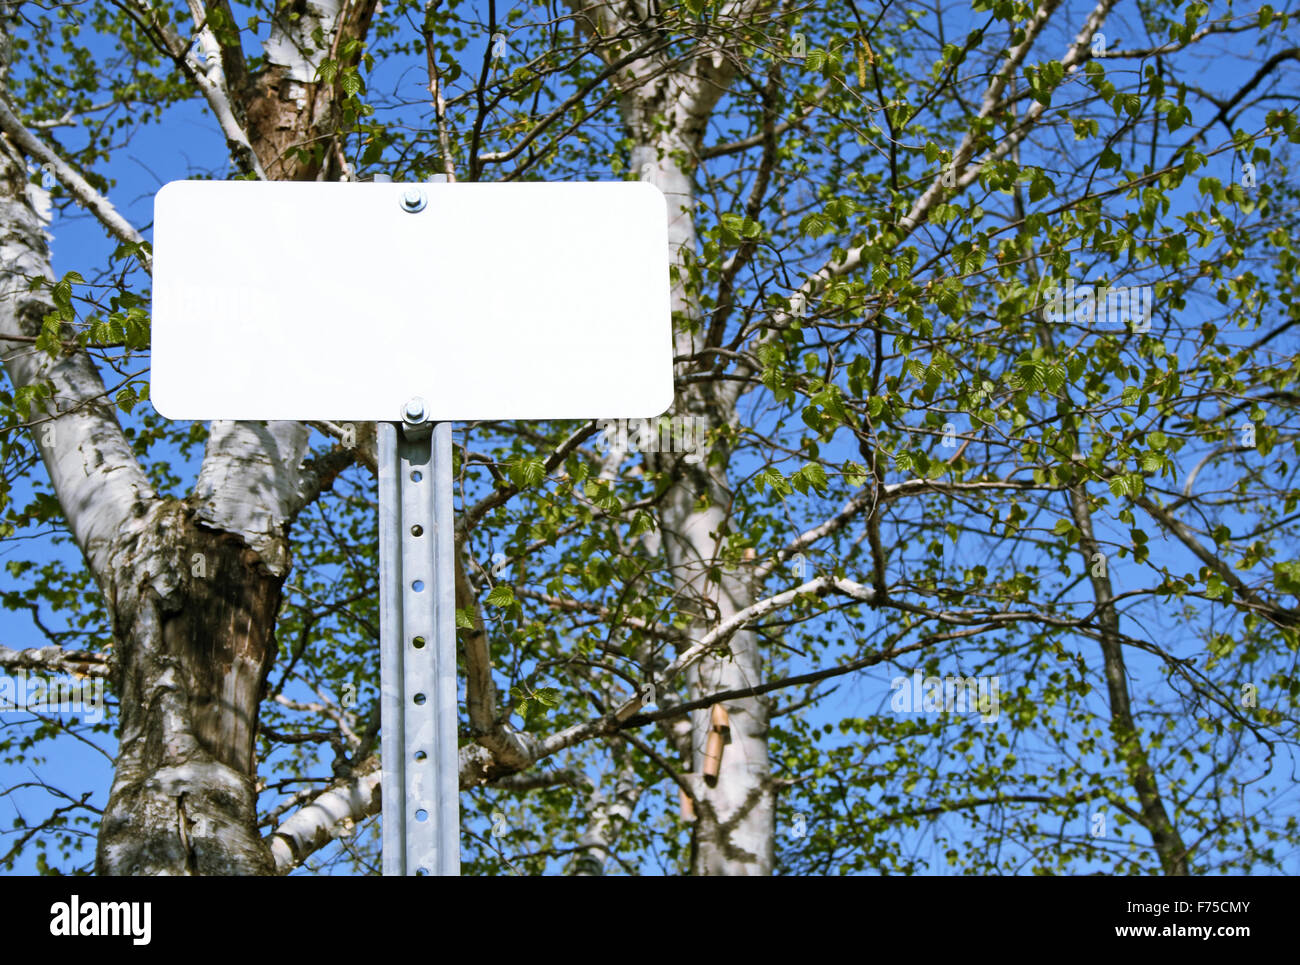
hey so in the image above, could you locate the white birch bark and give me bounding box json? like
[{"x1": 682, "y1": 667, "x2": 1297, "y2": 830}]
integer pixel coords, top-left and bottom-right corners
[
  {"x1": 267, "y1": 761, "x2": 382, "y2": 874},
  {"x1": 568, "y1": 766, "x2": 641, "y2": 875},
  {"x1": 569, "y1": 0, "x2": 778, "y2": 872},
  {"x1": 1, "y1": 2, "x2": 384, "y2": 873}
]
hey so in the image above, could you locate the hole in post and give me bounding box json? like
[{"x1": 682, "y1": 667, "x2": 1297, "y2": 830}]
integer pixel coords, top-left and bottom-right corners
[
  {"x1": 414, "y1": 750, "x2": 427, "y2": 762},
  {"x1": 415, "y1": 809, "x2": 428, "y2": 822},
  {"x1": 410, "y1": 470, "x2": 422, "y2": 482},
  {"x1": 416, "y1": 868, "x2": 429, "y2": 876},
  {"x1": 411, "y1": 525, "x2": 424, "y2": 537},
  {"x1": 414, "y1": 693, "x2": 426, "y2": 705},
  {"x1": 412, "y1": 580, "x2": 424, "y2": 591},
  {"x1": 412, "y1": 636, "x2": 426, "y2": 649}
]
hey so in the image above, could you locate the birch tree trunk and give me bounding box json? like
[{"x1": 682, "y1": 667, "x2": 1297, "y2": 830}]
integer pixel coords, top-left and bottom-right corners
[
  {"x1": 594, "y1": 7, "x2": 775, "y2": 872},
  {"x1": 0, "y1": 1, "x2": 373, "y2": 874},
  {"x1": 0, "y1": 127, "x2": 285, "y2": 874}
]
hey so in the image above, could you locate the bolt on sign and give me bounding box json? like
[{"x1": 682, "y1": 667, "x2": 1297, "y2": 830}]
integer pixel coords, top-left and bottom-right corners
[
  {"x1": 151, "y1": 180, "x2": 673, "y2": 876},
  {"x1": 150, "y1": 180, "x2": 674, "y2": 421}
]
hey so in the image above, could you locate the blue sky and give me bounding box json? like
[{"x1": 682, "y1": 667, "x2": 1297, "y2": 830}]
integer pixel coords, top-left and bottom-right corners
[{"x1": 2, "y1": 1, "x2": 1297, "y2": 875}]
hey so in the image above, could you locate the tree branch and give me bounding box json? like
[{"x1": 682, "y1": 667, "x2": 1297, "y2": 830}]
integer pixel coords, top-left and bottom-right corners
[
  {"x1": 0, "y1": 644, "x2": 109, "y2": 678},
  {"x1": 0, "y1": 96, "x2": 151, "y2": 273},
  {"x1": 266, "y1": 757, "x2": 382, "y2": 874}
]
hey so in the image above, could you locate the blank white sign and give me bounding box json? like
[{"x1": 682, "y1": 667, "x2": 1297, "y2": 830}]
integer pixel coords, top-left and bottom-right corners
[{"x1": 150, "y1": 181, "x2": 673, "y2": 421}]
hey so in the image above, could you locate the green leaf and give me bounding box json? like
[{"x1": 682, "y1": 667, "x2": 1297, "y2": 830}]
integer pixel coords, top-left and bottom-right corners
[
  {"x1": 533, "y1": 687, "x2": 560, "y2": 707},
  {"x1": 720, "y1": 212, "x2": 762, "y2": 243},
  {"x1": 486, "y1": 585, "x2": 515, "y2": 608},
  {"x1": 799, "y1": 213, "x2": 828, "y2": 237},
  {"x1": 1274, "y1": 561, "x2": 1300, "y2": 596},
  {"x1": 508, "y1": 456, "x2": 546, "y2": 489},
  {"x1": 1204, "y1": 572, "x2": 1230, "y2": 601},
  {"x1": 115, "y1": 385, "x2": 138, "y2": 414},
  {"x1": 758, "y1": 466, "x2": 793, "y2": 497},
  {"x1": 50, "y1": 270, "x2": 83, "y2": 309},
  {"x1": 794, "y1": 462, "x2": 829, "y2": 493}
]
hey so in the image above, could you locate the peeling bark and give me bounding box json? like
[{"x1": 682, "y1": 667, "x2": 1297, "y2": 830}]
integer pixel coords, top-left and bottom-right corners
[
  {"x1": 1, "y1": 1, "x2": 374, "y2": 871},
  {"x1": 606, "y1": 19, "x2": 776, "y2": 872},
  {"x1": 95, "y1": 499, "x2": 284, "y2": 875},
  {"x1": 1, "y1": 80, "x2": 292, "y2": 874},
  {"x1": 244, "y1": 0, "x2": 378, "y2": 181}
]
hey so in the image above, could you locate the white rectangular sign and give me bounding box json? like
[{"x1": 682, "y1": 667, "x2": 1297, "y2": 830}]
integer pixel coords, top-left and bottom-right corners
[{"x1": 150, "y1": 181, "x2": 673, "y2": 421}]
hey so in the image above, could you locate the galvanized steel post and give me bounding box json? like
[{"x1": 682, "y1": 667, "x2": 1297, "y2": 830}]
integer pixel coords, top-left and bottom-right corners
[{"x1": 379, "y1": 403, "x2": 459, "y2": 875}]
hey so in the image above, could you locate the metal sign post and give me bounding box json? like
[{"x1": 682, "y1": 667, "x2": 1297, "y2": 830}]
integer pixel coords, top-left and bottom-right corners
[
  {"x1": 378, "y1": 401, "x2": 458, "y2": 875},
  {"x1": 150, "y1": 179, "x2": 672, "y2": 876}
]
